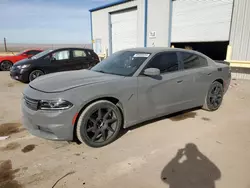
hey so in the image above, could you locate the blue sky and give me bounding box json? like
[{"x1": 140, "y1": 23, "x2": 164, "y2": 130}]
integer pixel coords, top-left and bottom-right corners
[{"x1": 0, "y1": 0, "x2": 117, "y2": 44}]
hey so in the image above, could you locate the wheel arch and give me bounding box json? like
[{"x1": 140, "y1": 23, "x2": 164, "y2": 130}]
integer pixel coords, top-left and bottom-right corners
[
  {"x1": 0, "y1": 60, "x2": 13, "y2": 64},
  {"x1": 29, "y1": 68, "x2": 45, "y2": 74},
  {"x1": 72, "y1": 96, "x2": 124, "y2": 142},
  {"x1": 214, "y1": 78, "x2": 224, "y2": 86},
  {"x1": 28, "y1": 69, "x2": 45, "y2": 81}
]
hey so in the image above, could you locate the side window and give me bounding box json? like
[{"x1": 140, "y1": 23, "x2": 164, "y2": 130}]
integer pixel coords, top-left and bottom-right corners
[
  {"x1": 73, "y1": 50, "x2": 87, "y2": 58},
  {"x1": 86, "y1": 50, "x2": 92, "y2": 56},
  {"x1": 33, "y1": 50, "x2": 42, "y2": 55},
  {"x1": 181, "y1": 52, "x2": 208, "y2": 70},
  {"x1": 26, "y1": 50, "x2": 41, "y2": 56},
  {"x1": 147, "y1": 52, "x2": 179, "y2": 74},
  {"x1": 52, "y1": 50, "x2": 70, "y2": 60}
]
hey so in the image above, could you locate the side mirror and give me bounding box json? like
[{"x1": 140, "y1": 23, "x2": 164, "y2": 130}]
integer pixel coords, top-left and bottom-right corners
[
  {"x1": 23, "y1": 53, "x2": 28, "y2": 56},
  {"x1": 143, "y1": 68, "x2": 160, "y2": 76}
]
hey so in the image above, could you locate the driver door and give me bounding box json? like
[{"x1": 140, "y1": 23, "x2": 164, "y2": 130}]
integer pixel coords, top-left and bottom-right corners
[
  {"x1": 137, "y1": 52, "x2": 185, "y2": 120},
  {"x1": 46, "y1": 50, "x2": 71, "y2": 73}
]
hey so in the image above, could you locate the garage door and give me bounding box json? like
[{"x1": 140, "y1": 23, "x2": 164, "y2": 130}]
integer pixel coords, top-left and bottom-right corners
[
  {"x1": 111, "y1": 8, "x2": 137, "y2": 53},
  {"x1": 172, "y1": 0, "x2": 233, "y2": 42}
]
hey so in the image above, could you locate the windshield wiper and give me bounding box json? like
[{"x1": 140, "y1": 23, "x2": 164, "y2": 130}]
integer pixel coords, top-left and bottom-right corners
[
  {"x1": 93, "y1": 70, "x2": 123, "y2": 76},
  {"x1": 94, "y1": 70, "x2": 108, "y2": 74}
]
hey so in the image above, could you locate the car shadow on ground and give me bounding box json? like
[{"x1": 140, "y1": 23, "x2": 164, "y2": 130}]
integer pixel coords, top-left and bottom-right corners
[
  {"x1": 117, "y1": 107, "x2": 201, "y2": 140},
  {"x1": 160, "y1": 143, "x2": 221, "y2": 188},
  {"x1": 74, "y1": 107, "x2": 203, "y2": 146}
]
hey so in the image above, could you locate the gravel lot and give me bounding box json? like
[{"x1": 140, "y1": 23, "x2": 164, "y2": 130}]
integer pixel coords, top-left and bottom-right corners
[{"x1": 0, "y1": 71, "x2": 250, "y2": 188}]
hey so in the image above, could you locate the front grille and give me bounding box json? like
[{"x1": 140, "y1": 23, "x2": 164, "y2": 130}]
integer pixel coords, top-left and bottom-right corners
[{"x1": 24, "y1": 96, "x2": 39, "y2": 110}]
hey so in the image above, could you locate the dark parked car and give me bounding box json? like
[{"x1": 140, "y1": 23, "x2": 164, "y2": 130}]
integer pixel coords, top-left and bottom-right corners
[{"x1": 10, "y1": 48, "x2": 99, "y2": 82}]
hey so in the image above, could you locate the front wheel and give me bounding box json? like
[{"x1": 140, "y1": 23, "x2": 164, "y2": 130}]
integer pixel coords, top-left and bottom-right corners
[
  {"x1": 0, "y1": 60, "x2": 13, "y2": 71},
  {"x1": 202, "y1": 81, "x2": 224, "y2": 111},
  {"x1": 76, "y1": 100, "x2": 122, "y2": 147},
  {"x1": 29, "y1": 70, "x2": 44, "y2": 82}
]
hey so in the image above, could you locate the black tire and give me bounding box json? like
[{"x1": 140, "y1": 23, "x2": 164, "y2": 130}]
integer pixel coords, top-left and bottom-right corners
[
  {"x1": 76, "y1": 100, "x2": 122, "y2": 147},
  {"x1": 29, "y1": 70, "x2": 44, "y2": 82},
  {"x1": 0, "y1": 60, "x2": 13, "y2": 71},
  {"x1": 202, "y1": 81, "x2": 224, "y2": 111}
]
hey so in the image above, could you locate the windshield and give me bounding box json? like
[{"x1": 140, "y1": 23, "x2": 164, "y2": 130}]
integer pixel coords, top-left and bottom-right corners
[
  {"x1": 16, "y1": 50, "x2": 26, "y2": 56},
  {"x1": 31, "y1": 49, "x2": 53, "y2": 59},
  {"x1": 91, "y1": 51, "x2": 151, "y2": 76}
]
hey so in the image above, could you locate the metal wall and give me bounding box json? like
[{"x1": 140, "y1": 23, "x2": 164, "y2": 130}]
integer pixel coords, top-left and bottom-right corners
[
  {"x1": 91, "y1": 0, "x2": 145, "y2": 55},
  {"x1": 230, "y1": 0, "x2": 250, "y2": 61},
  {"x1": 91, "y1": 0, "x2": 172, "y2": 54},
  {"x1": 147, "y1": 0, "x2": 171, "y2": 47}
]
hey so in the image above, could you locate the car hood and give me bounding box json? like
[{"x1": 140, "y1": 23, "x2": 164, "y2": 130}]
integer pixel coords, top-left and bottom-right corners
[
  {"x1": 29, "y1": 70, "x2": 124, "y2": 93},
  {"x1": 13, "y1": 58, "x2": 34, "y2": 66},
  {"x1": 0, "y1": 55, "x2": 15, "y2": 60}
]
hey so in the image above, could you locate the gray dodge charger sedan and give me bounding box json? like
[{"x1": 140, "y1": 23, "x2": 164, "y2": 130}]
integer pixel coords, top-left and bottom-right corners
[{"x1": 22, "y1": 48, "x2": 231, "y2": 147}]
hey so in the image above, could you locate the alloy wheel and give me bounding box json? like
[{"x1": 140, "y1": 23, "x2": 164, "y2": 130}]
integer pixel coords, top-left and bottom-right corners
[
  {"x1": 84, "y1": 108, "x2": 118, "y2": 143},
  {"x1": 0, "y1": 61, "x2": 12, "y2": 71},
  {"x1": 29, "y1": 70, "x2": 44, "y2": 82},
  {"x1": 208, "y1": 84, "x2": 223, "y2": 109}
]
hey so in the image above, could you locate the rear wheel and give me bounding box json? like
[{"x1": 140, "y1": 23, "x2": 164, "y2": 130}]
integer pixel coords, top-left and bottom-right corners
[
  {"x1": 29, "y1": 70, "x2": 44, "y2": 82},
  {"x1": 76, "y1": 100, "x2": 122, "y2": 147},
  {"x1": 202, "y1": 81, "x2": 224, "y2": 111},
  {"x1": 0, "y1": 60, "x2": 13, "y2": 71}
]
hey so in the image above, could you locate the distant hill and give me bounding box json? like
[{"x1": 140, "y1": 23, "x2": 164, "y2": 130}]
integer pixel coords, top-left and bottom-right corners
[{"x1": 0, "y1": 43, "x2": 92, "y2": 52}]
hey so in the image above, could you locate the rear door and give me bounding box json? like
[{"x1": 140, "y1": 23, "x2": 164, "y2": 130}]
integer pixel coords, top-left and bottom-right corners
[
  {"x1": 179, "y1": 52, "x2": 213, "y2": 105},
  {"x1": 138, "y1": 52, "x2": 185, "y2": 120},
  {"x1": 69, "y1": 49, "x2": 90, "y2": 70}
]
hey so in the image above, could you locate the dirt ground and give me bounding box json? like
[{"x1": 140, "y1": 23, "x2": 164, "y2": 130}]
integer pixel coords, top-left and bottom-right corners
[{"x1": 0, "y1": 71, "x2": 250, "y2": 188}]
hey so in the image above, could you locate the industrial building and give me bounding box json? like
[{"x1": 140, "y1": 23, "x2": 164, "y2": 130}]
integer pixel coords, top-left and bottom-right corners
[{"x1": 90, "y1": 0, "x2": 250, "y2": 62}]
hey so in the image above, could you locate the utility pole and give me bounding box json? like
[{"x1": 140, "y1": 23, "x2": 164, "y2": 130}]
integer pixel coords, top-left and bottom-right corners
[{"x1": 4, "y1": 37, "x2": 7, "y2": 52}]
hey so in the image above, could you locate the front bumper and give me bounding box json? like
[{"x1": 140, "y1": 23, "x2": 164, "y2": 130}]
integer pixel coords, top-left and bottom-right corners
[
  {"x1": 10, "y1": 67, "x2": 29, "y2": 82},
  {"x1": 21, "y1": 97, "x2": 77, "y2": 141}
]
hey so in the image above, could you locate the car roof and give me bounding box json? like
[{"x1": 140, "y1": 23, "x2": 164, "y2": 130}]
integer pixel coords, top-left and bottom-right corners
[
  {"x1": 124, "y1": 47, "x2": 194, "y2": 53},
  {"x1": 124, "y1": 47, "x2": 204, "y2": 56},
  {"x1": 52, "y1": 47, "x2": 93, "y2": 51},
  {"x1": 24, "y1": 49, "x2": 43, "y2": 52}
]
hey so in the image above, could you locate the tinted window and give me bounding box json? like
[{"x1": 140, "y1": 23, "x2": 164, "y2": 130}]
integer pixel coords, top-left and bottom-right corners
[
  {"x1": 147, "y1": 52, "x2": 179, "y2": 73},
  {"x1": 89, "y1": 50, "x2": 99, "y2": 60},
  {"x1": 181, "y1": 52, "x2": 208, "y2": 69},
  {"x1": 86, "y1": 50, "x2": 92, "y2": 56},
  {"x1": 52, "y1": 50, "x2": 70, "y2": 60},
  {"x1": 73, "y1": 50, "x2": 87, "y2": 58},
  {"x1": 26, "y1": 50, "x2": 41, "y2": 55}
]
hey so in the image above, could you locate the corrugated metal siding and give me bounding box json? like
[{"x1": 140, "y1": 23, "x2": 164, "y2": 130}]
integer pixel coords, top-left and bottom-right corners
[
  {"x1": 111, "y1": 8, "x2": 138, "y2": 52},
  {"x1": 230, "y1": 0, "x2": 250, "y2": 61},
  {"x1": 172, "y1": 0, "x2": 233, "y2": 42}
]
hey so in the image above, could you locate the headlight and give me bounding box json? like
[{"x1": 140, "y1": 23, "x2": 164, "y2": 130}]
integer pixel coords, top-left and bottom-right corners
[
  {"x1": 38, "y1": 99, "x2": 73, "y2": 110},
  {"x1": 17, "y1": 64, "x2": 31, "y2": 69}
]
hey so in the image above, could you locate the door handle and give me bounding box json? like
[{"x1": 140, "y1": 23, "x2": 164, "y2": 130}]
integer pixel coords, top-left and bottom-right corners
[
  {"x1": 177, "y1": 80, "x2": 183, "y2": 83},
  {"x1": 207, "y1": 73, "x2": 212, "y2": 76}
]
